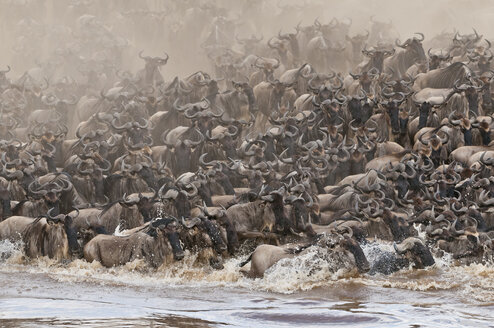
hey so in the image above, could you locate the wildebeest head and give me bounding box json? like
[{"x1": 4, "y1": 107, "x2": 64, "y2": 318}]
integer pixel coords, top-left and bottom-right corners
[
  {"x1": 394, "y1": 237, "x2": 435, "y2": 268},
  {"x1": 318, "y1": 97, "x2": 346, "y2": 122},
  {"x1": 318, "y1": 227, "x2": 370, "y2": 273},
  {"x1": 148, "y1": 217, "x2": 185, "y2": 261},
  {"x1": 268, "y1": 79, "x2": 294, "y2": 114},
  {"x1": 200, "y1": 216, "x2": 228, "y2": 254},
  {"x1": 44, "y1": 207, "x2": 81, "y2": 256},
  {"x1": 369, "y1": 16, "x2": 395, "y2": 44},
  {"x1": 192, "y1": 173, "x2": 213, "y2": 207},
  {"x1": 382, "y1": 92, "x2": 406, "y2": 135},
  {"x1": 138, "y1": 51, "x2": 169, "y2": 85},
  {"x1": 205, "y1": 125, "x2": 239, "y2": 159},
  {"x1": 268, "y1": 36, "x2": 290, "y2": 58},
  {"x1": 309, "y1": 73, "x2": 344, "y2": 103},
  {"x1": 205, "y1": 207, "x2": 239, "y2": 254},
  {"x1": 158, "y1": 183, "x2": 197, "y2": 219},
  {"x1": 350, "y1": 71, "x2": 373, "y2": 94},
  {"x1": 286, "y1": 192, "x2": 314, "y2": 234},
  {"x1": 213, "y1": 168, "x2": 235, "y2": 196},
  {"x1": 339, "y1": 235, "x2": 370, "y2": 273},
  {"x1": 161, "y1": 76, "x2": 193, "y2": 103},
  {"x1": 476, "y1": 49, "x2": 493, "y2": 74},
  {"x1": 261, "y1": 186, "x2": 295, "y2": 234},
  {"x1": 362, "y1": 98, "x2": 377, "y2": 124},
  {"x1": 395, "y1": 175, "x2": 409, "y2": 200},
  {"x1": 348, "y1": 89, "x2": 368, "y2": 123},
  {"x1": 361, "y1": 47, "x2": 395, "y2": 73},
  {"x1": 164, "y1": 227, "x2": 185, "y2": 261},
  {"x1": 278, "y1": 28, "x2": 301, "y2": 59},
  {"x1": 395, "y1": 33, "x2": 427, "y2": 63},
  {"x1": 466, "y1": 208, "x2": 486, "y2": 232},
  {"x1": 418, "y1": 101, "x2": 433, "y2": 129},
  {"x1": 122, "y1": 192, "x2": 159, "y2": 223},
  {"x1": 427, "y1": 48, "x2": 451, "y2": 70},
  {"x1": 162, "y1": 127, "x2": 205, "y2": 175},
  {"x1": 346, "y1": 31, "x2": 369, "y2": 59},
  {"x1": 253, "y1": 57, "x2": 280, "y2": 81},
  {"x1": 28, "y1": 180, "x2": 68, "y2": 215},
  {"x1": 382, "y1": 209, "x2": 412, "y2": 242},
  {"x1": 232, "y1": 80, "x2": 257, "y2": 113},
  {"x1": 180, "y1": 215, "x2": 227, "y2": 263},
  {"x1": 236, "y1": 34, "x2": 263, "y2": 54}
]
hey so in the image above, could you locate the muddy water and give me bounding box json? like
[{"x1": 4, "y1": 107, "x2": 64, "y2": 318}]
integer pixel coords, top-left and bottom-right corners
[{"x1": 1, "y1": 240, "x2": 494, "y2": 327}]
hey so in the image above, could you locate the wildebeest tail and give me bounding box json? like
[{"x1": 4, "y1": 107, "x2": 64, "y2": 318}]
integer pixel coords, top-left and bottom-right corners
[{"x1": 239, "y1": 252, "x2": 253, "y2": 267}]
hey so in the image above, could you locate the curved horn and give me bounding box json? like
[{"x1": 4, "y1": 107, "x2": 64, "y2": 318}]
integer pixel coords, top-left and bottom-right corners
[
  {"x1": 0, "y1": 65, "x2": 10, "y2": 74},
  {"x1": 414, "y1": 32, "x2": 425, "y2": 41},
  {"x1": 395, "y1": 38, "x2": 408, "y2": 48},
  {"x1": 138, "y1": 50, "x2": 149, "y2": 60}
]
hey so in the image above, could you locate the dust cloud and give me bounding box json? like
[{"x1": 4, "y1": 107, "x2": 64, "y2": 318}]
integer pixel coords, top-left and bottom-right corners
[{"x1": 0, "y1": 0, "x2": 492, "y2": 79}]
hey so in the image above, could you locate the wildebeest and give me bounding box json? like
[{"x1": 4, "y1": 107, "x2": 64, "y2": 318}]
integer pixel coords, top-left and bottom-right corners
[
  {"x1": 240, "y1": 230, "x2": 370, "y2": 278},
  {"x1": 413, "y1": 62, "x2": 475, "y2": 91},
  {"x1": 83, "y1": 217, "x2": 184, "y2": 268},
  {"x1": 383, "y1": 33, "x2": 426, "y2": 79},
  {"x1": 22, "y1": 209, "x2": 80, "y2": 260}
]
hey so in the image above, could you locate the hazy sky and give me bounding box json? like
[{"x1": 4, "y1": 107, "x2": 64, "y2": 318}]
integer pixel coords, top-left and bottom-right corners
[{"x1": 0, "y1": 0, "x2": 492, "y2": 78}]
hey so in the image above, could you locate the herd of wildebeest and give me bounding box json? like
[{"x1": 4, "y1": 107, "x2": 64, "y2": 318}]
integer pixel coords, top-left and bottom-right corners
[{"x1": 1, "y1": 8, "x2": 494, "y2": 278}]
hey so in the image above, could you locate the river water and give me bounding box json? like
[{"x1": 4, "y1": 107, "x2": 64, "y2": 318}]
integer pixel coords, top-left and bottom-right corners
[{"x1": 1, "y1": 240, "x2": 494, "y2": 327}]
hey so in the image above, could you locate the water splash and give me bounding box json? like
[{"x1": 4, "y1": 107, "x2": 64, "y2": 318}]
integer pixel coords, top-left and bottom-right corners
[
  {"x1": 0, "y1": 239, "x2": 25, "y2": 265},
  {"x1": 1, "y1": 236, "x2": 494, "y2": 300},
  {"x1": 252, "y1": 246, "x2": 359, "y2": 294}
]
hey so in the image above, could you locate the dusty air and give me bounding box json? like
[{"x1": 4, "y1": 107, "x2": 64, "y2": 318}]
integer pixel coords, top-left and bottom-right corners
[{"x1": 0, "y1": 0, "x2": 493, "y2": 327}]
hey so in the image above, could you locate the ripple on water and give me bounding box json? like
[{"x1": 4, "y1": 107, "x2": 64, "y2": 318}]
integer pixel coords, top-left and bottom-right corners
[{"x1": 2, "y1": 239, "x2": 494, "y2": 327}]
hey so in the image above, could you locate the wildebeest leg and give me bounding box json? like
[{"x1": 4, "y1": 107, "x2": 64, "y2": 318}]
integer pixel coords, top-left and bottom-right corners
[
  {"x1": 0, "y1": 189, "x2": 11, "y2": 220},
  {"x1": 238, "y1": 231, "x2": 281, "y2": 245},
  {"x1": 238, "y1": 231, "x2": 267, "y2": 239},
  {"x1": 266, "y1": 233, "x2": 280, "y2": 246}
]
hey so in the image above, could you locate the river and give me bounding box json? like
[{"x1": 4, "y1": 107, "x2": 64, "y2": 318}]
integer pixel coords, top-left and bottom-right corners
[{"x1": 1, "y1": 240, "x2": 494, "y2": 327}]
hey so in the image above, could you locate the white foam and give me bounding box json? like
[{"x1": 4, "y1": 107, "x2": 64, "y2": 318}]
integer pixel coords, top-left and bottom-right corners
[{"x1": 1, "y1": 236, "x2": 494, "y2": 298}]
